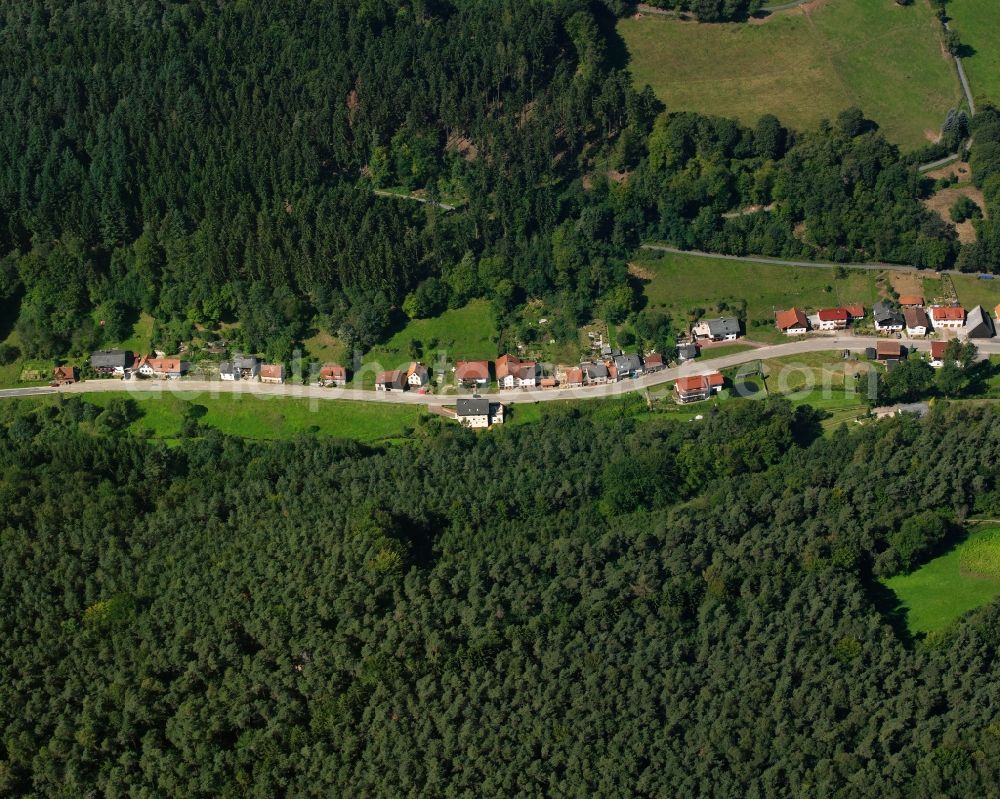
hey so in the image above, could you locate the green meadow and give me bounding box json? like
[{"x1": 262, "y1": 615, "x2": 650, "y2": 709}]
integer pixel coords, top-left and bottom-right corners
[
  {"x1": 619, "y1": 0, "x2": 960, "y2": 149},
  {"x1": 949, "y1": 0, "x2": 1000, "y2": 106},
  {"x1": 883, "y1": 525, "x2": 1000, "y2": 634}
]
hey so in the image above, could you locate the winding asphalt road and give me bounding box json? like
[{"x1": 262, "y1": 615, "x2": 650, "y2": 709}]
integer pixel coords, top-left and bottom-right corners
[{"x1": 2, "y1": 336, "x2": 997, "y2": 407}]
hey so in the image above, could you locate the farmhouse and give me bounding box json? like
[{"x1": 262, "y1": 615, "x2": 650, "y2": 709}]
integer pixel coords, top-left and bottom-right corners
[
  {"x1": 930, "y1": 306, "x2": 965, "y2": 330},
  {"x1": 903, "y1": 307, "x2": 930, "y2": 337},
  {"x1": 692, "y1": 316, "x2": 740, "y2": 341},
  {"x1": 51, "y1": 365, "x2": 78, "y2": 385},
  {"x1": 875, "y1": 341, "x2": 906, "y2": 362},
  {"x1": 90, "y1": 349, "x2": 134, "y2": 376},
  {"x1": 816, "y1": 308, "x2": 849, "y2": 331},
  {"x1": 775, "y1": 308, "x2": 808, "y2": 336},
  {"x1": 455, "y1": 360, "x2": 490, "y2": 388},
  {"x1": 963, "y1": 305, "x2": 996, "y2": 339},
  {"x1": 319, "y1": 363, "x2": 347, "y2": 386},
  {"x1": 220, "y1": 355, "x2": 260, "y2": 381},
  {"x1": 673, "y1": 372, "x2": 724, "y2": 404},
  {"x1": 260, "y1": 364, "x2": 285, "y2": 384},
  {"x1": 406, "y1": 362, "x2": 430, "y2": 387},
  {"x1": 582, "y1": 362, "x2": 609, "y2": 385},
  {"x1": 455, "y1": 397, "x2": 504, "y2": 429},
  {"x1": 375, "y1": 370, "x2": 406, "y2": 391},
  {"x1": 495, "y1": 355, "x2": 538, "y2": 389},
  {"x1": 873, "y1": 301, "x2": 904, "y2": 333},
  {"x1": 612, "y1": 352, "x2": 644, "y2": 380},
  {"x1": 137, "y1": 355, "x2": 185, "y2": 379}
]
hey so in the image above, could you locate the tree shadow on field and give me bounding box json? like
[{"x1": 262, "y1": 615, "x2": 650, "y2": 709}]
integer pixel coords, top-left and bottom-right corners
[
  {"x1": 594, "y1": 3, "x2": 630, "y2": 71},
  {"x1": 864, "y1": 578, "x2": 914, "y2": 647}
]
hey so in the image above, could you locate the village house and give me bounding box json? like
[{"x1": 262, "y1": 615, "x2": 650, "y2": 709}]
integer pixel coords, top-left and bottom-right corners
[
  {"x1": 875, "y1": 340, "x2": 906, "y2": 363},
  {"x1": 676, "y1": 342, "x2": 698, "y2": 362},
  {"x1": 929, "y1": 340, "x2": 948, "y2": 368},
  {"x1": 612, "y1": 352, "x2": 644, "y2": 381},
  {"x1": 775, "y1": 308, "x2": 808, "y2": 336},
  {"x1": 406, "y1": 362, "x2": 430, "y2": 388},
  {"x1": 455, "y1": 360, "x2": 490, "y2": 388},
  {"x1": 816, "y1": 308, "x2": 849, "y2": 331},
  {"x1": 90, "y1": 349, "x2": 134, "y2": 376},
  {"x1": 903, "y1": 307, "x2": 930, "y2": 337},
  {"x1": 963, "y1": 305, "x2": 996, "y2": 339},
  {"x1": 137, "y1": 355, "x2": 185, "y2": 379},
  {"x1": 845, "y1": 303, "x2": 865, "y2": 320},
  {"x1": 540, "y1": 377, "x2": 557, "y2": 389},
  {"x1": 873, "y1": 301, "x2": 904, "y2": 333},
  {"x1": 930, "y1": 305, "x2": 965, "y2": 330},
  {"x1": 495, "y1": 354, "x2": 539, "y2": 389},
  {"x1": 375, "y1": 370, "x2": 406, "y2": 391},
  {"x1": 455, "y1": 397, "x2": 504, "y2": 429},
  {"x1": 692, "y1": 316, "x2": 740, "y2": 342},
  {"x1": 260, "y1": 364, "x2": 285, "y2": 384},
  {"x1": 319, "y1": 363, "x2": 348, "y2": 387},
  {"x1": 51, "y1": 365, "x2": 78, "y2": 385},
  {"x1": 220, "y1": 355, "x2": 260, "y2": 381},
  {"x1": 642, "y1": 353, "x2": 665, "y2": 372},
  {"x1": 898, "y1": 294, "x2": 924, "y2": 308},
  {"x1": 581, "y1": 362, "x2": 609, "y2": 385},
  {"x1": 563, "y1": 366, "x2": 584, "y2": 388},
  {"x1": 673, "y1": 372, "x2": 724, "y2": 404}
]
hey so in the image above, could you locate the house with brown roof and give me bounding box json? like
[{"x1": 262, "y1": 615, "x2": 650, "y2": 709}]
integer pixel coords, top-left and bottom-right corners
[
  {"x1": 875, "y1": 341, "x2": 906, "y2": 362},
  {"x1": 898, "y1": 294, "x2": 924, "y2": 308},
  {"x1": 495, "y1": 354, "x2": 538, "y2": 389},
  {"x1": 903, "y1": 307, "x2": 930, "y2": 337},
  {"x1": 375, "y1": 370, "x2": 406, "y2": 391},
  {"x1": 51, "y1": 365, "x2": 78, "y2": 385},
  {"x1": 673, "y1": 372, "x2": 724, "y2": 404},
  {"x1": 929, "y1": 340, "x2": 949, "y2": 368},
  {"x1": 540, "y1": 377, "x2": 557, "y2": 389},
  {"x1": 930, "y1": 306, "x2": 965, "y2": 329},
  {"x1": 845, "y1": 304, "x2": 865, "y2": 320},
  {"x1": 776, "y1": 308, "x2": 808, "y2": 335},
  {"x1": 816, "y1": 308, "x2": 849, "y2": 331},
  {"x1": 260, "y1": 364, "x2": 285, "y2": 384},
  {"x1": 137, "y1": 355, "x2": 186, "y2": 379},
  {"x1": 455, "y1": 360, "x2": 490, "y2": 388},
  {"x1": 319, "y1": 363, "x2": 348, "y2": 386},
  {"x1": 563, "y1": 367, "x2": 584, "y2": 388},
  {"x1": 643, "y1": 353, "x2": 665, "y2": 372},
  {"x1": 406, "y1": 362, "x2": 430, "y2": 388}
]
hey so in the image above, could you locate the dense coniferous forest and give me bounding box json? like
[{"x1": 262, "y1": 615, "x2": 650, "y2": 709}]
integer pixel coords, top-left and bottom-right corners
[
  {"x1": 0, "y1": 0, "x2": 974, "y2": 361},
  {"x1": 1, "y1": 398, "x2": 1000, "y2": 796}
]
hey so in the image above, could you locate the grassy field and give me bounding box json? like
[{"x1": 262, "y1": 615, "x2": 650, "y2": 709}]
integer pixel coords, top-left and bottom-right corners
[
  {"x1": 635, "y1": 252, "x2": 880, "y2": 342},
  {"x1": 949, "y1": 0, "x2": 1000, "y2": 106},
  {"x1": 951, "y1": 273, "x2": 1000, "y2": 312},
  {"x1": 116, "y1": 312, "x2": 155, "y2": 354},
  {"x1": 80, "y1": 392, "x2": 424, "y2": 443},
  {"x1": 698, "y1": 343, "x2": 757, "y2": 360},
  {"x1": 883, "y1": 524, "x2": 1000, "y2": 634},
  {"x1": 620, "y1": 0, "x2": 960, "y2": 149}
]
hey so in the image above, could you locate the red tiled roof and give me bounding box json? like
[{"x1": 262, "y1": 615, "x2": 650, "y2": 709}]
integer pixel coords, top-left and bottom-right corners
[
  {"x1": 775, "y1": 308, "x2": 807, "y2": 330},
  {"x1": 930, "y1": 340, "x2": 947, "y2": 358},
  {"x1": 53, "y1": 365, "x2": 76, "y2": 381},
  {"x1": 931, "y1": 306, "x2": 965, "y2": 322},
  {"x1": 320, "y1": 363, "x2": 346, "y2": 380},
  {"x1": 260, "y1": 364, "x2": 284, "y2": 379},
  {"x1": 876, "y1": 341, "x2": 902, "y2": 357},
  {"x1": 903, "y1": 307, "x2": 929, "y2": 328},
  {"x1": 495, "y1": 354, "x2": 519, "y2": 380},
  {"x1": 564, "y1": 367, "x2": 583, "y2": 384},
  {"x1": 707, "y1": 371, "x2": 724, "y2": 387},
  {"x1": 643, "y1": 353, "x2": 664, "y2": 368},
  {"x1": 845, "y1": 304, "x2": 865, "y2": 319},
  {"x1": 818, "y1": 307, "x2": 849, "y2": 322},
  {"x1": 540, "y1": 377, "x2": 557, "y2": 387},
  {"x1": 898, "y1": 295, "x2": 924, "y2": 307},
  {"x1": 377, "y1": 369, "x2": 404, "y2": 385},
  {"x1": 675, "y1": 375, "x2": 707, "y2": 393},
  {"x1": 455, "y1": 360, "x2": 490, "y2": 381}
]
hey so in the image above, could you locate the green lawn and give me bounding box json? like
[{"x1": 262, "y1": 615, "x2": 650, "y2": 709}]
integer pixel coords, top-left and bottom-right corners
[
  {"x1": 80, "y1": 392, "x2": 424, "y2": 442},
  {"x1": 951, "y1": 273, "x2": 1000, "y2": 312},
  {"x1": 698, "y1": 343, "x2": 757, "y2": 360},
  {"x1": 355, "y1": 300, "x2": 498, "y2": 386},
  {"x1": 883, "y1": 524, "x2": 1000, "y2": 634},
  {"x1": 116, "y1": 312, "x2": 155, "y2": 354},
  {"x1": 636, "y1": 252, "x2": 880, "y2": 342},
  {"x1": 620, "y1": 0, "x2": 961, "y2": 149},
  {"x1": 949, "y1": 0, "x2": 1000, "y2": 106}
]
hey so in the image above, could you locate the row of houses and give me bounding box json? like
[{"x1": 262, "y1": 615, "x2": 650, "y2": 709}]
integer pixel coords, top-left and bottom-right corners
[
  {"x1": 776, "y1": 305, "x2": 865, "y2": 335},
  {"x1": 865, "y1": 340, "x2": 964, "y2": 368},
  {"x1": 775, "y1": 301, "x2": 997, "y2": 339},
  {"x1": 90, "y1": 350, "x2": 190, "y2": 379}
]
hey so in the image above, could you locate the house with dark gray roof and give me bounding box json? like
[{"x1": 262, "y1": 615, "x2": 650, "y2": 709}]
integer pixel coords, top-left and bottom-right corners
[
  {"x1": 693, "y1": 316, "x2": 740, "y2": 341},
  {"x1": 612, "y1": 353, "x2": 644, "y2": 381},
  {"x1": 581, "y1": 362, "x2": 609, "y2": 385},
  {"x1": 90, "y1": 350, "x2": 134, "y2": 375},
  {"x1": 873, "y1": 300, "x2": 904, "y2": 332},
  {"x1": 677, "y1": 342, "x2": 698, "y2": 362},
  {"x1": 455, "y1": 398, "x2": 504, "y2": 429},
  {"x1": 220, "y1": 355, "x2": 261, "y2": 381},
  {"x1": 964, "y1": 305, "x2": 996, "y2": 339}
]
